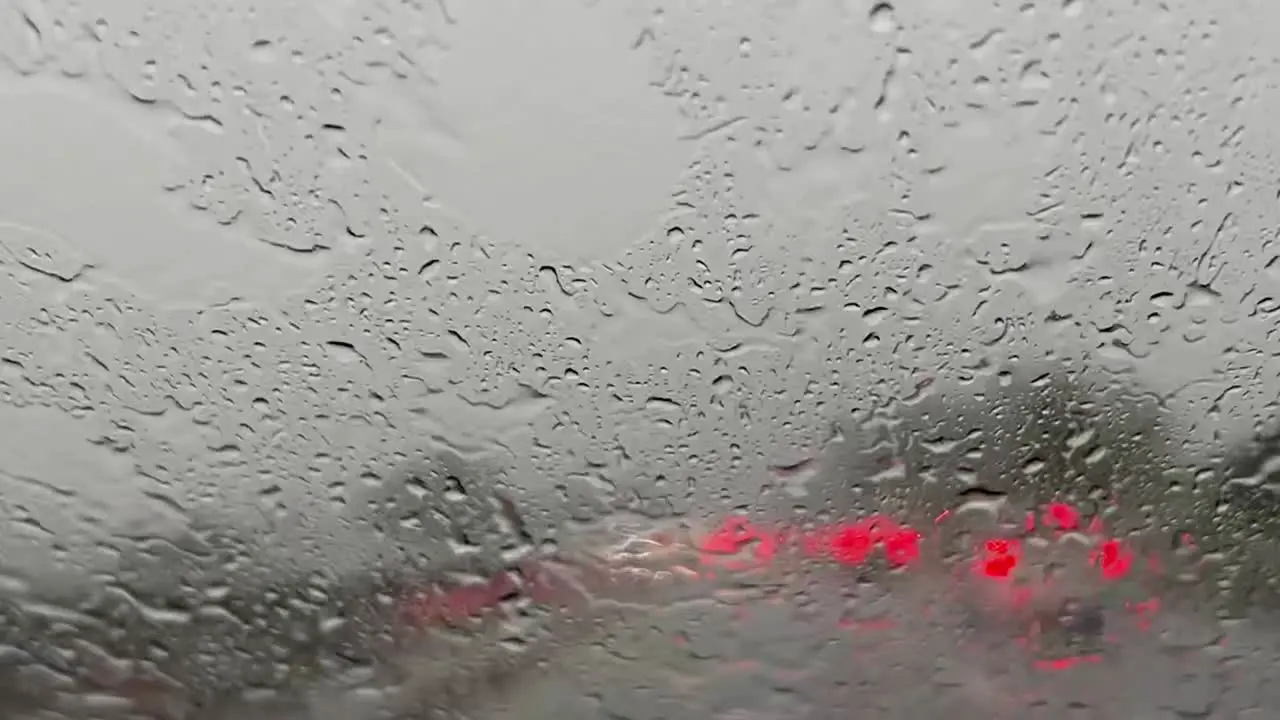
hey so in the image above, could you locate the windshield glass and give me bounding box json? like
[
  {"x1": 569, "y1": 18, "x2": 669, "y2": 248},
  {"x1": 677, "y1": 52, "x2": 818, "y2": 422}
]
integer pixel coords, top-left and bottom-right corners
[{"x1": 0, "y1": 0, "x2": 1277, "y2": 718}]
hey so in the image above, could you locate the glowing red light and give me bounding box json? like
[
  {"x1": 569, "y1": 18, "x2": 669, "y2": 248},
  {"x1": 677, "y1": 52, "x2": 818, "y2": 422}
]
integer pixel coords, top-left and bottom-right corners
[
  {"x1": 883, "y1": 527, "x2": 922, "y2": 566},
  {"x1": 395, "y1": 498, "x2": 1172, "y2": 681},
  {"x1": 678, "y1": 501, "x2": 1170, "y2": 674},
  {"x1": 753, "y1": 531, "x2": 780, "y2": 562},
  {"x1": 699, "y1": 515, "x2": 761, "y2": 555},
  {"x1": 694, "y1": 515, "x2": 925, "y2": 571},
  {"x1": 1045, "y1": 502, "x2": 1080, "y2": 531},
  {"x1": 830, "y1": 523, "x2": 877, "y2": 566},
  {"x1": 1035, "y1": 654, "x2": 1102, "y2": 672},
  {"x1": 695, "y1": 515, "x2": 776, "y2": 572},
  {"x1": 980, "y1": 538, "x2": 1022, "y2": 578},
  {"x1": 1091, "y1": 538, "x2": 1133, "y2": 580}
]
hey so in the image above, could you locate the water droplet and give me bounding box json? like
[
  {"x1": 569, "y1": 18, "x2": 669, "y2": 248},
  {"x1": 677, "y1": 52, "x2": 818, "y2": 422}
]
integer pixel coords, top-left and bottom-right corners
[{"x1": 869, "y1": 2, "x2": 896, "y2": 33}]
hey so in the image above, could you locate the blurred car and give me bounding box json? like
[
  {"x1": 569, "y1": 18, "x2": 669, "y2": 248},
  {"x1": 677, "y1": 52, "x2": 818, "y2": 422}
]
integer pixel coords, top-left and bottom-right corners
[{"x1": 2, "y1": 372, "x2": 1280, "y2": 718}]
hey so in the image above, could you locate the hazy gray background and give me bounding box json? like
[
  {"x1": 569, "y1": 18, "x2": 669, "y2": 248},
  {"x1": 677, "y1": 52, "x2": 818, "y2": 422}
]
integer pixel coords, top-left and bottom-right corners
[{"x1": 0, "y1": 0, "x2": 1278, "y2": 717}]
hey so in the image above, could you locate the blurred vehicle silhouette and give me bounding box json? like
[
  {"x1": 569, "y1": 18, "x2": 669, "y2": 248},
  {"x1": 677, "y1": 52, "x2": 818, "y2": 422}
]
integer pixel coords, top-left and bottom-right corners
[{"x1": 2, "y1": 369, "x2": 1278, "y2": 718}]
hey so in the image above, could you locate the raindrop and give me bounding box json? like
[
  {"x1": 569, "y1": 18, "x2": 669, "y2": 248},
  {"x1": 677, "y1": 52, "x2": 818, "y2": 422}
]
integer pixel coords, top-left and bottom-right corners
[{"x1": 868, "y1": 2, "x2": 896, "y2": 33}]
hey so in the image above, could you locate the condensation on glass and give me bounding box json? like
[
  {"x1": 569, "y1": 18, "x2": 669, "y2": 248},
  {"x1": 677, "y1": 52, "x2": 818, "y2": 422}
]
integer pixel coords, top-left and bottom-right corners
[{"x1": 0, "y1": 0, "x2": 1277, "y2": 718}]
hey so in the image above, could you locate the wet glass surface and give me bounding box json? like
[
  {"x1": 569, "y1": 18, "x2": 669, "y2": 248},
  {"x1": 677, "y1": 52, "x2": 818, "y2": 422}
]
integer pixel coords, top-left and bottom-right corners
[{"x1": 1, "y1": 0, "x2": 1280, "y2": 717}]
